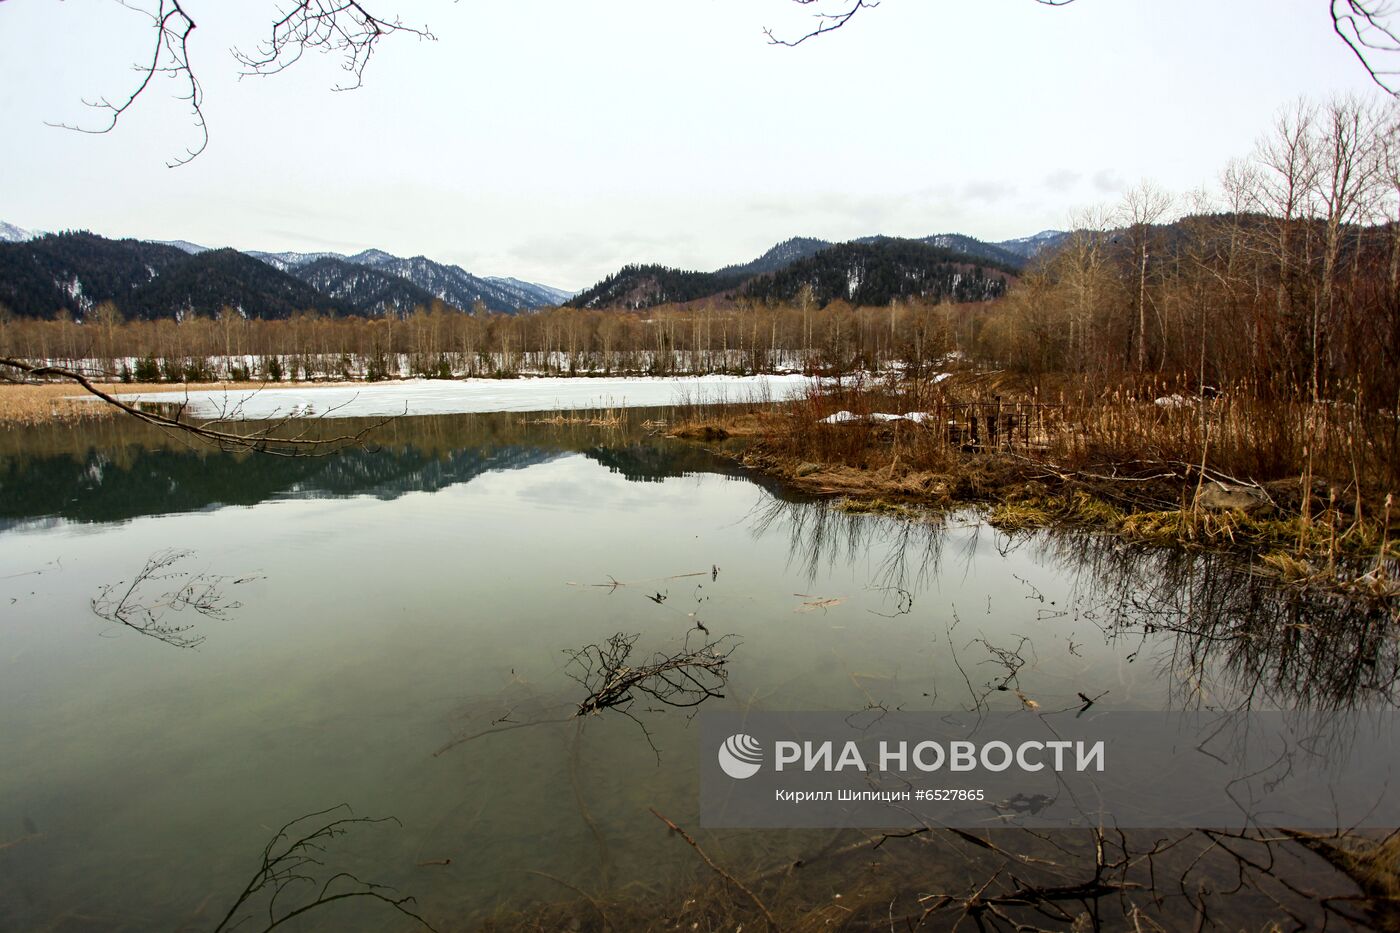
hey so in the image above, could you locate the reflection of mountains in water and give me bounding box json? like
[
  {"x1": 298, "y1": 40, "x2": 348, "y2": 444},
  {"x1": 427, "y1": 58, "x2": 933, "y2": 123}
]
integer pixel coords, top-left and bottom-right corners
[
  {"x1": 0, "y1": 408, "x2": 791, "y2": 528},
  {"x1": 0, "y1": 444, "x2": 562, "y2": 528}
]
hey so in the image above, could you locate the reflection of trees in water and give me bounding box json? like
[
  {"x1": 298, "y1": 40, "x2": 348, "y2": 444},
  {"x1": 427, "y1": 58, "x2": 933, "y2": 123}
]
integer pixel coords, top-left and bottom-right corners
[
  {"x1": 750, "y1": 497, "x2": 954, "y2": 592},
  {"x1": 752, "y1": 497, "x2": 1400, "y2": 712},
  {"x1": 0, "y1": 407, "x2": 771, "y2": 527},
  {"x1": 581, "y1": 442, "x2": 804, "y2": 503},
  {"x1": 1035, "y1": 531, "x2": 1400, "y2": 711}
]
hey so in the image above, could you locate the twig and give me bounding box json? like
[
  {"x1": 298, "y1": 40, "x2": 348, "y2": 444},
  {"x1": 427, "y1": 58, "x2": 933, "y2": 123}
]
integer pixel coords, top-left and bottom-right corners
[{"x1": 649, "y1": 808, "x2": 779, "y2": 931}]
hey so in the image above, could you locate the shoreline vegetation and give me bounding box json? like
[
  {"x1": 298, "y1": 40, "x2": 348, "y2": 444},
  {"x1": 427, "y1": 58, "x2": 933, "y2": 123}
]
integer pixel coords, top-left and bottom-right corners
[{"x1": 670, "y1": 370, "x2": 1398, "y2": 605}]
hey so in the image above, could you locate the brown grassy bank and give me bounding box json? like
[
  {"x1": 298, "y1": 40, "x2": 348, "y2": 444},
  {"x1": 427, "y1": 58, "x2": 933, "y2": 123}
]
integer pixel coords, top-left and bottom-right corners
[
  {"x1": 674, "y1": 373, "x2": 1400, "y2": 598},
  {"x1": 0, "y1": 380, "x2": 367, "y2": 426}
]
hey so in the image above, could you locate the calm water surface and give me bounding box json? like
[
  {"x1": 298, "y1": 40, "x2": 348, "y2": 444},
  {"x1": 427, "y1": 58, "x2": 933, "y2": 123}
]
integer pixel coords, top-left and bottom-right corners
[{"x1": 0, "y1": 408, "x2": 1392, "y2": 930}]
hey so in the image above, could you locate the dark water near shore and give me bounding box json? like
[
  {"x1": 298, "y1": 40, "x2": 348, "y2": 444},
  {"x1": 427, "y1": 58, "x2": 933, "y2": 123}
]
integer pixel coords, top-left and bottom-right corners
[{"x1": 0, "y1": 408, "x2": 1394, "y2": 930}]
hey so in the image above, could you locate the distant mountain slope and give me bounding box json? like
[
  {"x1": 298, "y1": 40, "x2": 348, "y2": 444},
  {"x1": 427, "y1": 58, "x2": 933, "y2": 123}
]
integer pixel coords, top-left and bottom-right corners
[
  {"x1": 342, "y1": 251, "x2": 543, "y2": 313},
  {"x1": 485, "y1": 276, "x2": 575, "y2": 307},
  {"x1": 909, "y1": 234, "x2": 1027, "y2": 269},
  {"x1": 573, "y1": 229, "x2": 1059, "y2": 310},
  {"x1": 128, "y1": 248, "x2": 349, "y2": 319},
  {"x1": 573, "y1": 236, "x2": 1018, "y2": 310},
  {"x1": 249, "y1": 247, "x2": 569, "y2": 312},
  {"x1": 247, "y1": 249, "x2": 348, "y2": 271},
  {"x1": 0, "y1": 222, "x2": 36, "y2": 243},
  {"x1": 0, "y1": 232, "x2": 190, "y2": 317},
  {"x1": 568, "y1": 264, "x2": 744, "y2": 310},
  {"x1": 155, "y1": 239, "x2": 211, "y2": 255},
  {"x1": 743, "y1": 239, "x2": 1013, "y2": 307},
  {"x1": 994, "y1": 229, "x2": 1069, "y2": 260},
  {"x1": 716, "y1": 237, "x2": 833, "y2": 278},
  {"x1": 289, "y1": 257, "x2": 439, "y2": 316}
]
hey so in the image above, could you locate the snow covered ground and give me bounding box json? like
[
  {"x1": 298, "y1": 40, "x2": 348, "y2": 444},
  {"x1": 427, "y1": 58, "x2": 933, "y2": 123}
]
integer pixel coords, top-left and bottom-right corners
[{"x1": 111, "y1": 374, "x2": 816, "y2": 420}]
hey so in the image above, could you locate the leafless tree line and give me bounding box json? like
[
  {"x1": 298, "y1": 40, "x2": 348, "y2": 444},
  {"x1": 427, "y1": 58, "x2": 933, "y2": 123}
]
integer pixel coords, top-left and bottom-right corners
[
  {"x1": 0, "y1": 297, "x2": 967, "y2": 380},
  {"x1": 980, "y1": 95, "x2": 1400, "y2": 410}
]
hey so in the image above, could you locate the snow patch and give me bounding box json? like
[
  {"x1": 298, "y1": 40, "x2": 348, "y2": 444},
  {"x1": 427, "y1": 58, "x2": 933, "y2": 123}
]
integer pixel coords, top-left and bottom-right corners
[{"x1": 112, "y1": 374, "x2": 816, "y2": 421}]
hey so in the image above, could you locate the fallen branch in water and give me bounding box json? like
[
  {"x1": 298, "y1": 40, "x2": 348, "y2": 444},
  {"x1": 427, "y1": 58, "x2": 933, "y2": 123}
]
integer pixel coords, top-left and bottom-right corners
[
  {"x1": 211, "y1": 804, "x2": 436, "y2": 933},
  {"x1": 649, "y1": 808, "x2": 778, "y2": 932},
  {"x1": 567, "y1": 631, "x2": 735, "y2": 717},
  {"x1": 434, "y1": 632, "x2": 736, "y2": 757},
  {"x1": 91, "y1": 548, "x2": 260, "y2": 648}
]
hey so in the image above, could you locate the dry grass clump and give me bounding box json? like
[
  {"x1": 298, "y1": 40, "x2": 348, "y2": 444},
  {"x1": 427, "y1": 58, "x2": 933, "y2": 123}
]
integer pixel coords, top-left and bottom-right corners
[
  {"x1": 0, "y1": 383, "x2": 113, "y2": 424},
  {"x1": 0, "y1": 380, "x2": 272, "y2": 426},
  {"x1": 526, "y1": 407, "x2": 623, "y2": 427},
  {"x1": 667, "y1": 374, "x2": 1399, "y2": 597}
]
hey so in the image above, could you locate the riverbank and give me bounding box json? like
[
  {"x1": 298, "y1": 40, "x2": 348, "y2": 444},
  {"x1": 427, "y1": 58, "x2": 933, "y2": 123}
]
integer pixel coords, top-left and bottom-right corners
[
  {"x1": 0, "y1": 381, "x2": 304, "y2": 425},
  {"x1": 672, "y1": 375, "x2": 1400, "y2": 602}
]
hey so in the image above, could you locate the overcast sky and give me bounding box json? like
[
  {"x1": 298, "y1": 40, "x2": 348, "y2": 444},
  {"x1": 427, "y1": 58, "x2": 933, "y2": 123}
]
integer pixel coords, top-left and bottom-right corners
[{"x1": 0, "y1": 0, "x2": 1388, "y2": 290}]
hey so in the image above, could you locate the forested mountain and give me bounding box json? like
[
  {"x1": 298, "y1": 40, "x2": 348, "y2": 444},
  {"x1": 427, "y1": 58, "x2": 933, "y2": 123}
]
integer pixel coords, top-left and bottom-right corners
[
  {"x1": 572, "y1": 236, "x2": 1019, "y2": 310},
  {"x1": 484, "y1": 276, "x2": 576, "y2": 307},
  {"x1": 127, "y1": 248, "x2": 350, "y2": 320},
  {"x1": 906, "y1": 234, "x2": 1026, "y2": 269},
  {"x1": 289, "y1": 256, "x2": 440, "y2": 316},
  {"x1": 715, "y1": 237, "x2": 833, "y2": 278},
  {"x1": 993, "y1": 230, "x2": 1070, "y2": 260},
  {"x1": 254, "y1": 247, "x2": 569, "y2": 312},
  {"x1": 572, "y1": 229, "x2": 1058, "y2": 310},
  {"x1": 0, "y1": 230, "x2": 570, "y2": 320},
  {"x1": 743, "y1": 239, "x2": 1013, "y2": 306},
  {"x1": 343, "y1": 250, "x2": 525, "y2": 313},
  {"x1": 155, "y1": 239, "x2": 210, "y2": 255},
  {"x1": 0, "y1": 223, "x2": 1052, "y2": 320},
  {"x1": 568, "y1": 264, "x2": 746, "y2": 310},
  {"x1": 0, "y1": 232, "x2": 191, "y2": 317}
]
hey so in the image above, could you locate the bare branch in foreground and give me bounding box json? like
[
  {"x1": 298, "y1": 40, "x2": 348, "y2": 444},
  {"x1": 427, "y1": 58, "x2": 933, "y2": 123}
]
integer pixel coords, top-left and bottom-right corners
[
  {"x1": 233, "y1": 1, "x2": 436, "y2": 90},
  {"x1": 768, "y1": 0, "x2": 1400, "y2": 97},
  {"x1": 45, "y1": 0, "x2": 207, "y2": 166}
]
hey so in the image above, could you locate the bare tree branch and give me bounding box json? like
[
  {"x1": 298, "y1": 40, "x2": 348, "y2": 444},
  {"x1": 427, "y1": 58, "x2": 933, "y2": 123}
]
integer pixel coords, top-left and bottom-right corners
[
  {"x1": 764, "y1": 0, "x2": 879, "y2": 47},
  {"x1": 91, "y1": 548, "x2": 258, "y2": 648},
  {"x1": 767, "y1": 0, "x2": 1400, "y2": 98},
  {"x1": 1333, "y1": 0, "x2": 1400, "y2": 95},
  {"x1": 0, "y1": 357, "x2": 393, "y2": 457},
  {"x1": 46, "y1": 0, "x2": 206, "y2": 167},
  {"x1": 49, "y1": 0, "x2": 435, "y2": 167},
  {"x1": 232, "y1": 1, "x2": 436, "y2": 90},
  {"x1": 211, "y1": 804, "x2": 437, "y2": 933}
]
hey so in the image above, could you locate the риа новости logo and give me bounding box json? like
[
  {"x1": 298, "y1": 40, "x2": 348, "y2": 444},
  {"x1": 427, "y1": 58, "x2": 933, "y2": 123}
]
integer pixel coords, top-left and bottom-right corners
[{"x1": 718, "y1": 733, "x2": 763, "y2": 779}]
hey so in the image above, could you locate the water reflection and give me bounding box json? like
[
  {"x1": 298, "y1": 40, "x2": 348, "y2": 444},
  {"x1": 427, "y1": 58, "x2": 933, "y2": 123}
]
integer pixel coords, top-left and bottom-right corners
[
  {"x1": 4, "y1": 410, "x2": 1398, "y2": 931},
  {"x1": 754, "y1": 497, "x2": 1400, "y2": 712},
  {"x1": 0, "y1": 408, "x2": 804, "y2": 529}
]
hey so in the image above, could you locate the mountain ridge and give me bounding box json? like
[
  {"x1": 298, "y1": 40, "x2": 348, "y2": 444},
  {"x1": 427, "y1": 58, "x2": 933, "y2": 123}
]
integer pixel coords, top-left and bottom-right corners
[
  {"x1": 569, "y1": 232, "x2": 1040, "y2": 310},
  {"x1": 0, "y1": 220, "x2": 1069, "y2": 320}
]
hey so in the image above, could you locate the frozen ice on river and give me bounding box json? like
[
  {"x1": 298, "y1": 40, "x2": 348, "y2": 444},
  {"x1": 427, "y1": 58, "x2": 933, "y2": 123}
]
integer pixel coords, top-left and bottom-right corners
[{"x1": 110, "y1": 373, "x2": 816, "y2": 420}]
